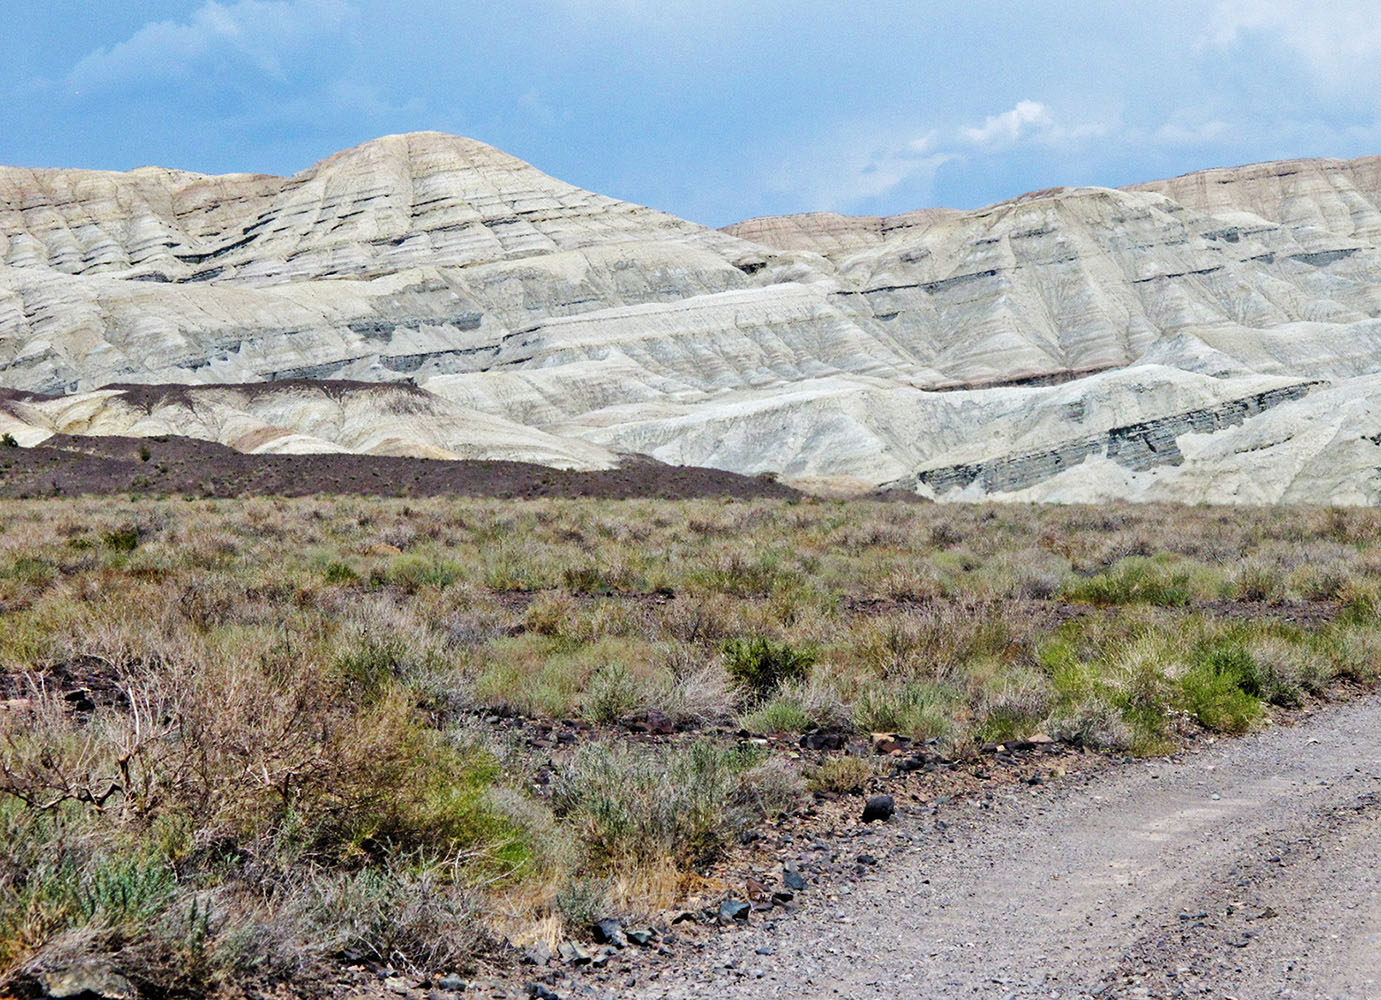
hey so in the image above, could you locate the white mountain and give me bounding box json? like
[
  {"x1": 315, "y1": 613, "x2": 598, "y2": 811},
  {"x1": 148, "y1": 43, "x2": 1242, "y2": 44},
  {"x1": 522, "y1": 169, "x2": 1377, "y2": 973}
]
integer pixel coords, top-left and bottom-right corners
[{"x1": 4, "y1": 133, "x2": 1381, "y2": 502}]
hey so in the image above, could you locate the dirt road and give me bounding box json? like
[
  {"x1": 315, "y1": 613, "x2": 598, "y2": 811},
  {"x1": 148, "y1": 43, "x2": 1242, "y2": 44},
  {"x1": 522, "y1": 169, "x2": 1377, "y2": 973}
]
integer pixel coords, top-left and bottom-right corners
[{"x1": 642, "y1": 697, "x2": 1381, "y2": 999}]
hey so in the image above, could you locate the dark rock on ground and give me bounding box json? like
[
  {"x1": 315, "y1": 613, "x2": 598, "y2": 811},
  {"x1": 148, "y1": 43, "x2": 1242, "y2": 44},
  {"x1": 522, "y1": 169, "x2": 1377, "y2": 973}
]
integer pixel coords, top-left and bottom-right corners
[
  {"x1": 593, "y1": 918, "x2": 626, "y2": 948},
  {"x1": 861, "y1": 794, "x2": 896, "y2": 822},
  {"x1": 718, "y1": 899, "x2": 751, "y2": 923}
]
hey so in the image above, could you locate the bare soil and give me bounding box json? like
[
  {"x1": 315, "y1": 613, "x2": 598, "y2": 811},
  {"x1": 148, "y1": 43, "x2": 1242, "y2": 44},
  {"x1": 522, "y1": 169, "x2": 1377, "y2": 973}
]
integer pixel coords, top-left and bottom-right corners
[{"x1": 0, "y1": 435, "x2": 802, "y2": 501}]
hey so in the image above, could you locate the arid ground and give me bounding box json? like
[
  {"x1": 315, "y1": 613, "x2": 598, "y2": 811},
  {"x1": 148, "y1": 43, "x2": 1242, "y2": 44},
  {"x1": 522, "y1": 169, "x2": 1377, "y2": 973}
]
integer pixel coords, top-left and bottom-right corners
[{"x1": 1, "y1": 493, "x2": 1378, "y2": 999}]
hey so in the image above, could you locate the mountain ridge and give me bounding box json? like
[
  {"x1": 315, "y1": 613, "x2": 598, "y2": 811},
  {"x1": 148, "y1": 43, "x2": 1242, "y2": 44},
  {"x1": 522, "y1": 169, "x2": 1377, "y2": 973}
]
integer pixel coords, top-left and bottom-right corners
[{"x1": 4, "y1": 133, "x2": 1381, "y2": 503}]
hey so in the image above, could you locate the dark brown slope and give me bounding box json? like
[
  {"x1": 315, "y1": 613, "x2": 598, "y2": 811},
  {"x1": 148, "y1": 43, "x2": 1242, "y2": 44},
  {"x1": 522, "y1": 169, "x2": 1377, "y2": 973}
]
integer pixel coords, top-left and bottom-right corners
[{"x1": 0, "y1": 435, "x2": 800, "y2": 501}]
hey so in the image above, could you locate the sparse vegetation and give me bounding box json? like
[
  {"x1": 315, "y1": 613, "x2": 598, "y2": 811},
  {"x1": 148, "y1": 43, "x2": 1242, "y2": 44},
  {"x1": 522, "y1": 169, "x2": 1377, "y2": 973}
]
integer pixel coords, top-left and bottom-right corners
[{"x1": 0, "y1": 496, "x2": 1378, "y2": 994}]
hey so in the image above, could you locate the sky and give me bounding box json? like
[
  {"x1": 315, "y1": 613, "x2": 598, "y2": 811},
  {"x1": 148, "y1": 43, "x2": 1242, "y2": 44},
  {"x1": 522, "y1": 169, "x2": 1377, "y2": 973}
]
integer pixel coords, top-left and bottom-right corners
[{"x1": 3, "y1": 1, "x2": 1381, "y2": 227}]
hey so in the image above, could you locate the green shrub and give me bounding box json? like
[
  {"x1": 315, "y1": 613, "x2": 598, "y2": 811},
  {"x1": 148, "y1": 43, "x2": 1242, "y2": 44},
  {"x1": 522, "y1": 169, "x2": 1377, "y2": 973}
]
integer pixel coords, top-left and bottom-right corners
[
  {"x1": 101, "y1": 524, "x2": 141, "y2": 552},
  {"x1": 693, "y1": 553, "x2": 797, "y2": 597},
  {"x1": 335, "y1": 636, "x2": 411, "y2": 698},
  {"x1": 1180, "y1": 643, "x2": 1264, "y2": 733},
  {"x1": 722, "y1": 636, "x2": 816, "y2": 698},
  {"x1": 740, "y1": 693, "x2": 812, "y2": 734},
  {"x1": 583, "y1": 664, "x2": 644, "y2": 724},
  {"x1": 1, "y1": 432, "x2": 17, "y2": 448},
  {"x1": 3, "y1": 555, "x2": 56, "y2": 585},
  {"x1": 852, "y1": 681, "x2": 958, "y2": 741},
  {"x1": 1233, "y1": 563, "x2": 1284, "y2": 603},
  {"x1": 324, "y1": 561, "x2": 360, "y2": 585},
  {"x1": 386, "y1": 555, "x2": 462, "y2": 592},
  {"x1": 1062, "y1": 557, "x2": 1192, "y2": 607}
]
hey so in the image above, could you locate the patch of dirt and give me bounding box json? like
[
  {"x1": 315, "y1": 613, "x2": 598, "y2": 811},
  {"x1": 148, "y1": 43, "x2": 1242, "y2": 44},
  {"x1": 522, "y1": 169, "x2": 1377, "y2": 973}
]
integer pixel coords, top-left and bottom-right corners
[{"x1": 0, "y1": 434, "x2": 802, "y2": 501}]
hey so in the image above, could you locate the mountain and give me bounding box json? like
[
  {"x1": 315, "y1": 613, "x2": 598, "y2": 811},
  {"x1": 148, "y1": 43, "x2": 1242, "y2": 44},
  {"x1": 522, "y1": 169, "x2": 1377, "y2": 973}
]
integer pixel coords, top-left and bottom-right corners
[{"x1": 4, "y1": 134, "x2": 1381, "y2": 503}]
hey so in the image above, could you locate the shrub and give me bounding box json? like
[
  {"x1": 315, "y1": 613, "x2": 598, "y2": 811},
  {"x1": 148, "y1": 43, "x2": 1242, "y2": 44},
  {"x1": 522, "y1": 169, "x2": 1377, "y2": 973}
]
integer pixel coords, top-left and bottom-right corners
[
  {"x1": 551, "y1": 741, "x2": 795, "y2": 868},
  {"x1": 524, "y1": 591, "x2": 578, "y2": 638},
  {"x1": 740, "y1": 693, "x2": 812, "y2": 734},
  {"x1": 334, "y1": 635, "x2": 412, "y2": 699},
  {"x1": 583, "y1": 664, "x2": 644, "y2": 724},
  {"x1": 1233, "y1": 563, "x2": 1284, "y2": 603},
  {"x1": 806, "y1": 756, "x2": 877, "y2": 794},
  {"x1": 693, "y1": 553, "x2": 796, "y2": 597},
  {"x1": 553, "y1": 875, "x2": 610, "y2": 927},
  {"x1": 1180, "y1": 643, "x2": 1264, "y2": 733},
  {"x1": 1291, "y1": 566, "x2": 1348, "y2": 602},
  {"x1": 721, "y1": 636, "x2": 816, "y2": 699},
  {"x1": 1, "y1": 432, "x2": 17, "y2": 448},
  {"x1": 323, "y1": 561, "x2": 360, "y2": 585},
  {"x1": 294, "y1": 864, "x2": 487, "y2": 971},
  {"x1": 1061, "y1": 557, "x2": 1192, "y2": 607},
  {"x1": 1047, "y1": 694, "x2": 1132, "y2": 750},
  {"x1": 101, "y1": 524, "x2": 141, "y2": 552},
  {"x1": 852, "y1": 681, "x2": 958, "y2": 741},
  {"x1": 973, "y1": 670, "x2": 1053, "y2": 745},
  {"x1": 386, "y1": 556, "x2": 461, "y2": 592}
]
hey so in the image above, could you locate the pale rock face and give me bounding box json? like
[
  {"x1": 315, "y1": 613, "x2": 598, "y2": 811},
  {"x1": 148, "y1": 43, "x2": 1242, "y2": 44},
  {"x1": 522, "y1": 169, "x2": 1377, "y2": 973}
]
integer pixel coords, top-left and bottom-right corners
[{"x1": 3, "y1": 134, "x2": 1381, "y2": 503}]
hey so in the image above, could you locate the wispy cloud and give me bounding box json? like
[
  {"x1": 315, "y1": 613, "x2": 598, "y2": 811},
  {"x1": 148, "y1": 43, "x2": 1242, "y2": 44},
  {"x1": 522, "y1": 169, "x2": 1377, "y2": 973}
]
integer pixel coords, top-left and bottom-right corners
[
  {"x1": 69, "y1": 0, "x2": 357, "y2": 90},
  {"x1": 766, "y1": 100, "x2": 1116, "y2": 212},
  {"x1": 1205, "y1": 0, "x2": 1381, "y2": 90}
]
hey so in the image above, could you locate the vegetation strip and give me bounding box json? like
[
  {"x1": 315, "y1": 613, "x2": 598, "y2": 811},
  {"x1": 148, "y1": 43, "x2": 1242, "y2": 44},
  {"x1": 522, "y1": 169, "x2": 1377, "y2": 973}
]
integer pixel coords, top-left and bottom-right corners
[{"x1": 0, "y1": 497, "x2": 1378, "y2": 997}]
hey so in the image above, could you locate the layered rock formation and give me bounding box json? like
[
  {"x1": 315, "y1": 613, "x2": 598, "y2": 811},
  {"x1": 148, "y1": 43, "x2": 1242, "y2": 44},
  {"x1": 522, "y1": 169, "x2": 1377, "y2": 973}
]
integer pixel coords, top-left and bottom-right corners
[{"x1": 3, "y1": 135, "x2": 1381, "y2": 503}]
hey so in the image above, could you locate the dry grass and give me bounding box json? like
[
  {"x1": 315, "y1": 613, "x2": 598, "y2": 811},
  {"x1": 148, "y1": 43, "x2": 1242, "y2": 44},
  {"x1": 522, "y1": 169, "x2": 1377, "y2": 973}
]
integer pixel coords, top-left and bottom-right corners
[{"x1": 0, "y1": 496, "x2": 1379, "y2": 993}]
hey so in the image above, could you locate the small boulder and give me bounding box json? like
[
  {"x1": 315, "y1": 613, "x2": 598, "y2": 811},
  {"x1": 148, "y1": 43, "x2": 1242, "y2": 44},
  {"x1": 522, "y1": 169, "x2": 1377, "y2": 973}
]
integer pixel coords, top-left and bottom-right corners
[
  {"x1": 861, "y1": 794, "x2": 895, "y2": 823},
  {"x1": 718, "y1": 899, "x2": 750, "y2": 924},
  {"x1": 40, "y1": 964, "x2": 135, "y2": 1000},
  {"x1": 592, "y1": 918, "x2": 626, "y2": 948},
  {"x1": 436, "y1": 974, "x2": 468, "y2": 992},
  {"x1": 526, "y1": 985, "x2": 559, "y2": 1000},
  {"x1": 557, "y1": 941, "x2": 591, "y2": 965},
  {"x1": 783, "y1": 870, "x2": 807, "y2": 891},
  {"x1": 522, "y1": 940, "x2": 553, "y2": 965}
]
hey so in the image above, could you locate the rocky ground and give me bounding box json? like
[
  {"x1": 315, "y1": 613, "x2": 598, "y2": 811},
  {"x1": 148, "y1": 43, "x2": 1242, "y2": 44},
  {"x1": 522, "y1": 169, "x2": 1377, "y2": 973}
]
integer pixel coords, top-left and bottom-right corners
[
  {"x1": 404, "y1": 695, "x2": 1381, "y2": 999},
  {"x1": 640, "y1": 696, "x2": 1381, "y2": 1000},
  {"x1": 0, "y1": 434, "x2": 802, "y2": 500}
]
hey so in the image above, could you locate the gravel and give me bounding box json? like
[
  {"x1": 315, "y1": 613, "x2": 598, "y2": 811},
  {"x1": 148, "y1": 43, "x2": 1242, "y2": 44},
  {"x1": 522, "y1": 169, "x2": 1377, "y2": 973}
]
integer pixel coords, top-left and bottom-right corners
[{"x1": 641, "y1": 697, "x2": 1381, "y2": 998}]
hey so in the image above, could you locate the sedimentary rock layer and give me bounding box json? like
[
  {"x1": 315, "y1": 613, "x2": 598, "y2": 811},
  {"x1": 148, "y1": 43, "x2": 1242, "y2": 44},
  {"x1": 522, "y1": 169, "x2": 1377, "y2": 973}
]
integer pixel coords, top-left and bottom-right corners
[{"x1": 3, "y1": 136, "x2": 1381, "y2": 503}]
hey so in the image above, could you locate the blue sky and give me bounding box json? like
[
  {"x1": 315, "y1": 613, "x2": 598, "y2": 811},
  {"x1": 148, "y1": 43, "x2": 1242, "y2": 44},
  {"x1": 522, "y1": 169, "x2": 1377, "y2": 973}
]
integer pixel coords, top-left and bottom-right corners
[{"x1": 4, "y1": 1, "x2": 1380, "y2": 226}]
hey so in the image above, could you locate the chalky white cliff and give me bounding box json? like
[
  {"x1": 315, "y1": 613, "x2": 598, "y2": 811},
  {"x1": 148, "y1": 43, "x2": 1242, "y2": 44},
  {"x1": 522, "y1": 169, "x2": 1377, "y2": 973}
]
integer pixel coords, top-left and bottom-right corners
[{"x1": 3, "y1": 133, "x2": 1381, "y2": 503}]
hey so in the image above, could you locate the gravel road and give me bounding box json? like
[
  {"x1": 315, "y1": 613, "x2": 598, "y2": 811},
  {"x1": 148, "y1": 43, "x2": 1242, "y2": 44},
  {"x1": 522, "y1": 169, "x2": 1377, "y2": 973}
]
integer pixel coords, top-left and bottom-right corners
[{"x1": 640, "y1": 697, "x2": 1381, "y2": 999}]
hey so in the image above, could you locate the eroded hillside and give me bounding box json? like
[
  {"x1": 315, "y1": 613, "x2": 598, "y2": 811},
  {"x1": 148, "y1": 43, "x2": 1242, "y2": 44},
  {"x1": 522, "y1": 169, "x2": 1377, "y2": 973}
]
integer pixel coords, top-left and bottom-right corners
[{"x1": 4, "y1": 136, "x2": 1381, "y2": 502}]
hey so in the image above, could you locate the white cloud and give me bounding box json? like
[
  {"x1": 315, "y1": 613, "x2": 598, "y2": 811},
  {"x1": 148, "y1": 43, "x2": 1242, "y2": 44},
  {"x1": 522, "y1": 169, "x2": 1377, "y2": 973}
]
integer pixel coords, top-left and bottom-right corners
[
  {"x1": 960, "y1": 100, "x2": 1052, "y2": 150},
  {"x1": 1206, "y1": 0, "x2": 1381, "y2": 88},
  {"x1": 69, "y1": 0, "x2": 357, "y2": 89}
]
